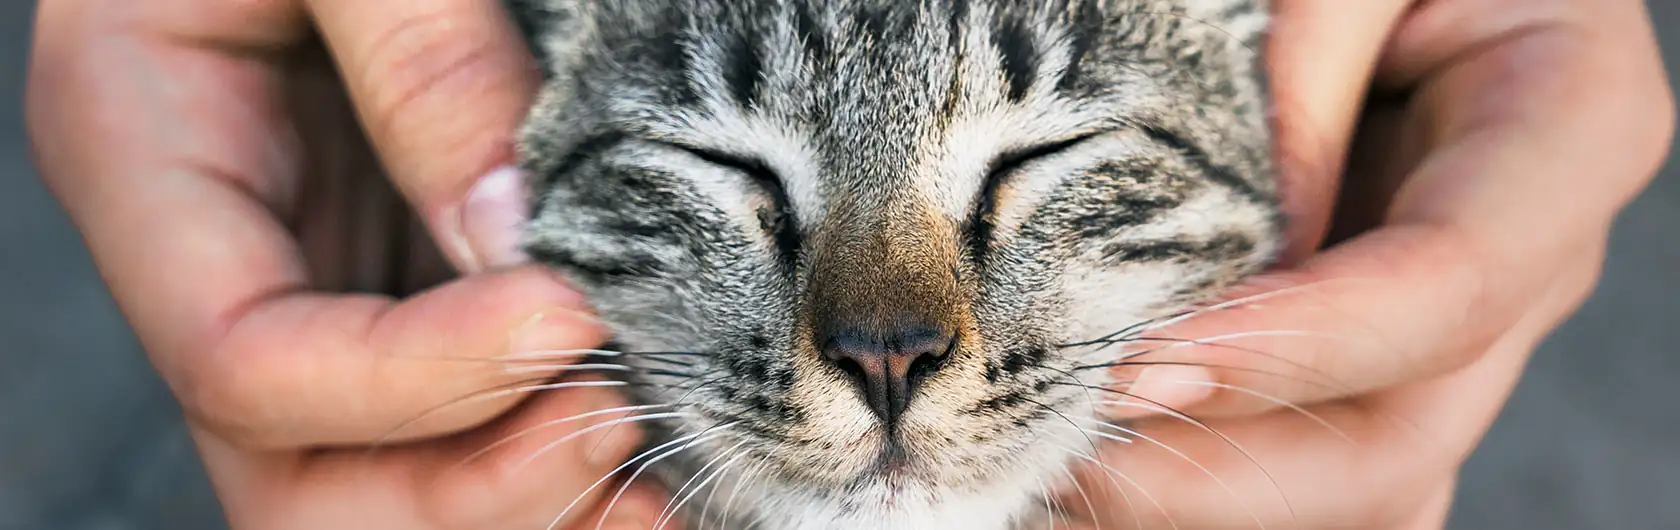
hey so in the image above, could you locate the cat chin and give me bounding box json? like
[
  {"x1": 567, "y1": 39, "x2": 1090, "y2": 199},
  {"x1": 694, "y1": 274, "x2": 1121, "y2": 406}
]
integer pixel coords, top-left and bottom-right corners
[
  {"x1": 744, "y1": 483, "x2": 1041, "y2": 530},
  {"x1": 710, "y1": 450, "x2": 1073, "y2": 530}
]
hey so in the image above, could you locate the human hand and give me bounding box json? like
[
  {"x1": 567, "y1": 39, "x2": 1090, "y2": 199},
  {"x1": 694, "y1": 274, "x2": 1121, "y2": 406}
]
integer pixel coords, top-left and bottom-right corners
[
  {"x1": 26, "y1": 0, "x2": 676, "y2": 528},
  {"x1": 1062, "y1": 0, "x2": 1674, "y2": 528}
]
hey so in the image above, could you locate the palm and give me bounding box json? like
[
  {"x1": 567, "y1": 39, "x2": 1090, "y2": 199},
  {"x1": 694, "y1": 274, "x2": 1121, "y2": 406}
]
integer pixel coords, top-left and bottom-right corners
[{"x1": 200, "y1": 49, "x2": 637, "y2": 530}]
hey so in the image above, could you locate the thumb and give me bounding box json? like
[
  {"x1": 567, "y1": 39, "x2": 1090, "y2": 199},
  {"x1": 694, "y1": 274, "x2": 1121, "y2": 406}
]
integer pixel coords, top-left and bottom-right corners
[{"x1": 304, "y1": 0, "x2": 542, "y2": 273}]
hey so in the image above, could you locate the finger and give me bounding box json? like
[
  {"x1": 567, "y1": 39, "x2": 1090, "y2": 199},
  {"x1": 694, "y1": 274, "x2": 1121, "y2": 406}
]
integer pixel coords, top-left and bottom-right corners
[
  {"x1": 222, "y1": 380, "x2": 652, "y2": 530},
  {"x1": 417, "y1": 381, "x2": 653, "y2": 530},
  {"x1": 1113, "y1": 3, "x2": 1671, "y2": 418},
  {"x1": 1075, "y1": 253, "x2": 1600, "y2": 528},
  {"x1": 1264, "y1": 0, "x2": 1411, "y2": 264},
  {"x1": 302, "y1": 0, "x2": 542, "y2": 273},
  {"x1": 197, "y1": 268, "x2": 607, "y2": 448},
  {"x1": 27, "y1": 4, "x2": 606, "y2": 449},
  {"x1": 570, "y1": 480, "x2": 677, "y2": 530}
]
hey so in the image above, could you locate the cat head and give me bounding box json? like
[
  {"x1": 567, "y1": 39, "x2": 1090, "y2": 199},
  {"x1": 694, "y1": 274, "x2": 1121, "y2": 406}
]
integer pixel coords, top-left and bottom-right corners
[{"x1": 512, "y1": 0, "x2": 1279, "y2": 527}]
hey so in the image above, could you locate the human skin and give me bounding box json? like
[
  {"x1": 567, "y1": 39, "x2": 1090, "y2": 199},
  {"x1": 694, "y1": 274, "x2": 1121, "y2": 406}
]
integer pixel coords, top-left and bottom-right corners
[{"x1": 24, "y1": 0, "x2": 1673, "y2": 528}]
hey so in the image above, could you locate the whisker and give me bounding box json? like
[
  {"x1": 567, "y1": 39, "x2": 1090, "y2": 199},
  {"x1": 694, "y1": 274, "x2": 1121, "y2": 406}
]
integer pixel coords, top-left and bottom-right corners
[
  {"x1": 1080, "y1": 427, "x2": 1135, "y2": 445},
  {"x1": 591, "y1": 423, "x2": 738, "y2": 530},
  {"x1": 1025, "y1": 396, "x2": 1104, "y2": 458},
  {"x1": 1082, "y1": 333, "x2": 1347, "y2": 389},
  {"x1": 495, "y1": 349, "x2": 711, "y2": 362},
  {"x1": 368, "y1": 379, "x2": 631, "y2": 450},
  {"x1": 1055, "y1": 382, "x2": 1296, "y2": 525},
  {"x1": 1059, "y1": 464, "x2": 1103, "y2": 530},
  {"x1": 504, "y1": 411, "x2": 695, "y2": 473},
  {"x1": 1073, "y1": 359, "x2": 1352, "y2": 398},
  {"x1": 1085, "y1": 420, "x2": 1264, "y2": 529},
  {"x1": 1062, "y1": 312, "x2": 1186, "y2": 349},
  {"x1": 1063, "y1": 278, "x2": 1377, "y2": 350},
  {"x1": 1054, "y1": 446, "x2": 1170, "y2": 530},
  {"x1": 1169, "y1": 380, "x2": 1356, "y2": 446},
  {"x1": 652, "y1": 442, "x2": 744, "y2": 529},
  {"x1": 720, "y1": 452, "x2": 776, "y2": 528},
  {"x1": 495, "y1": 348, "x2": 624, "y2": 362},
  {"x1": 1038, "y1": 364, "x2": 1103, "y2": 418},
  {"x1": 570, "y1": 372, "x2": 729, "y2": 470},
  {"x1": 631, "y1": 355, "x2": 704, "y2": 369},
  {"x1": 450, "y1": 404, "x2": 682, "y2": 471},
  {"x1": 500, "y1": 362, "x2": 638, "y2": 375},
  {"x1": 655, "y1": 371, "x2": 729, "y2": 403},
  {"x1": 699, "y1": 452, "x2": 755, "y2": 530},
  {"x1": 656, "y1": 444, "x2": 751, "y2": 530},
  {"x1": 1136, "y1": 278, "x2": 1376, "y2": 335},
  {"x1": 1037, "y1": 478, "x2": 1056, "y2": 530},
  {"x1": 544, "y1": 426, "x2": 735, "y2": 530}
]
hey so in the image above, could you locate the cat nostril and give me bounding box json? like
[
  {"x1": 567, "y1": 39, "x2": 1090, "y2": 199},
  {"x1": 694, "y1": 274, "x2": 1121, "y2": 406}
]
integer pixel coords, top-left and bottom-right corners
[{"x1": 820, "y1": 326, "x2": 956, "y2": 427}]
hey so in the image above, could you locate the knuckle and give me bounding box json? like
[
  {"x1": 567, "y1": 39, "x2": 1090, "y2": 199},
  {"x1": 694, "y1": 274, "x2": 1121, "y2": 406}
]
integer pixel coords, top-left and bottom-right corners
[{"x1": 177, "y1": 343, "x2": 294, "y2": 449}]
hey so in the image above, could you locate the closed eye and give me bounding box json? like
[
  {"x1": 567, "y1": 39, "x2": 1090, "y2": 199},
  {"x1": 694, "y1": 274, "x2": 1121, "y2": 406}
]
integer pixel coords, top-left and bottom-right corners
[
  {"x1": 985, "y1": 133, "x2": 1101, "y2": 183},
  {"x1": 965, "y1": 133, "x2": 1103, "y2": 261},
  {"x1": 663, "y1": 142, "x2": 802, "y2": 268}
]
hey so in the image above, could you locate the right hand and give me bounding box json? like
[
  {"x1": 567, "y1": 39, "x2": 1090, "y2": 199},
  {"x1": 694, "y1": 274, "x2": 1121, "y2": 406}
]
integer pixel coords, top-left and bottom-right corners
[{"x1": 27, "y1": 0, "x2": 672, "y2": 528}]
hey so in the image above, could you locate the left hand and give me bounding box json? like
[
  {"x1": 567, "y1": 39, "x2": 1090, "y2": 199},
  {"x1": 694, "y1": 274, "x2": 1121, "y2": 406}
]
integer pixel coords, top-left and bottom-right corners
[{"x1": 1062, "y1": 0, "x2": 1673, "y2": 528}]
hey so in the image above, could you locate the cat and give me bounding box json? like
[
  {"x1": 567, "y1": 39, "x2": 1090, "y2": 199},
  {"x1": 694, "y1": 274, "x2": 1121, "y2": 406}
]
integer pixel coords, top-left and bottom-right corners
[{"x1": 508, "y1": 0, "x2": 1280, "y2": 528}]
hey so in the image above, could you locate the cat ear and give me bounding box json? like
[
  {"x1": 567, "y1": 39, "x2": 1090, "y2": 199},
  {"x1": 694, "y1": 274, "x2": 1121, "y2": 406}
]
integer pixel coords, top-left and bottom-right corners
[{"x1": 505, "y1": 0, "x2": 589, "y2": 80}]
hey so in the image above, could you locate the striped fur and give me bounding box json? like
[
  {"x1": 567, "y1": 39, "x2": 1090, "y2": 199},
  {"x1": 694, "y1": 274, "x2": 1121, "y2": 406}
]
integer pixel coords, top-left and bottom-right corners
[{"x1": 512, "y1": 1, "x2": 1278, "y2": 528}]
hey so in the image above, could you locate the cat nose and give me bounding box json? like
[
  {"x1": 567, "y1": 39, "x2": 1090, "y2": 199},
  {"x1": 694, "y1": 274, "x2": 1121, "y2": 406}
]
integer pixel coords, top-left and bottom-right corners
[{"x1": 820, "y1": 325, "x2": 956, "y2": 427}]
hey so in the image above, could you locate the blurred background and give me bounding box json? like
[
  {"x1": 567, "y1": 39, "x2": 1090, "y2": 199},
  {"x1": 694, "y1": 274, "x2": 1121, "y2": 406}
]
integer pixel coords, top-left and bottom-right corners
[{"x1": 3, "y1": 2, "x2": 1677, "y2": 529}]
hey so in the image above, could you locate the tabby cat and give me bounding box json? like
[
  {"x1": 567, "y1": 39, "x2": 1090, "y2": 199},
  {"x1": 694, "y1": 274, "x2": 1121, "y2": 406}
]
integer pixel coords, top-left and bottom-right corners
[{"x1": 509, "y1": 0, "x2": 1279, "y2": 528}]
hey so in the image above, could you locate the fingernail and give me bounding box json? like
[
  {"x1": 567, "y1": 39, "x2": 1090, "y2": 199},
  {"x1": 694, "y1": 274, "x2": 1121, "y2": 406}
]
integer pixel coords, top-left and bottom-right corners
[
  {"x1": 508, "y1": 308, "x2": 605, "y2": 362},
  {"x1": 449, "y1": 164, "x2": 532, "y2": 273},
  {"x1": 1116, "y1": 365, "x2": 1216, "y2": 418}
]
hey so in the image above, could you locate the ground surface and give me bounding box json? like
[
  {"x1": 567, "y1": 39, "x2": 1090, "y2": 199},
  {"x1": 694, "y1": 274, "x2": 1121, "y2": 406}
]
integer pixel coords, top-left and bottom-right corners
[{"x1": 2, "y1": 3, "x2": 1676, "y2": 528}]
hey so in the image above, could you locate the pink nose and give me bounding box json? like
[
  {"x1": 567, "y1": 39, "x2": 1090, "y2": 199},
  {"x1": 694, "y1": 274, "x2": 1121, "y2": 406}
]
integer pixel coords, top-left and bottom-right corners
[{"x1": 820, "y1": 325, "x2": 955, "y2": 427}]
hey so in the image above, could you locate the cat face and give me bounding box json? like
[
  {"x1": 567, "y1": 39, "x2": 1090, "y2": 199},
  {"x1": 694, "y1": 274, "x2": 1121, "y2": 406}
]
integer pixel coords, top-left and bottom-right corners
[{"x1": 513, "y1": 0, "x2": 1279, "y2": 527}]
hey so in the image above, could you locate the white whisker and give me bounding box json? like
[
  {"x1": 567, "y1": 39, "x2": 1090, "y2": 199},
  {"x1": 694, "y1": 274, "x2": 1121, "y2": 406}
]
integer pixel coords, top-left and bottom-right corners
[
  {"x1": 721, "y1": 454, "x2": 775, "y2": 528},
  {"x1": 451, "y1": 404, "x2": 678, "y2": 471},
  {"x1": 372, "y1": 380, "x2": 631, "y2": 446},
  {"x1": 1168, "y1": 380, "x2": 1355, "y2": 445},
  {"x1": 503, "y1": 410, "x2": 688, "y2": 474},
  {"x1": 497, "y1": 349, "x2": 626, "y2": 361},
  {"x1": 657, "y1": 445, "x2": 751, "y2": 530},
  {"x1": 591, "y1": 425, "x2": 740, "y2": 530},
  {"x1": 1059, "y1": 464, "x2": 1103, "y2": 530},
  {"x1": 501, "y1": 362, "x2": 639, "y2": 375},
  {"x1": 1094, "y1": 402, "x2": 1274, "y2": 529},
  {"x1": 1037, "y1": 478, "x2": 1056, "y2": 530},
  {"x1": 1141, "y1": 278, "x2": 1378, "y2": 334},
  {"x1": 1055, "y1": 446, "x2": 1169, "y2": 530},
  {"x1": 544, "y1": 426, "x2": 736, "y2": 530}
]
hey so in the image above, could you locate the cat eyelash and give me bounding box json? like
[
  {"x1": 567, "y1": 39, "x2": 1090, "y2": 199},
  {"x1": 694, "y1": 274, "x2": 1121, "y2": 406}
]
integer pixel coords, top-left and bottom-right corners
[
  {"x1": 985, "y1": 132, "x2": 1105, "y2": 183},
  {"x1": 662, "y1": 142, "x2": 803, "y2": 266},
  {"x1": 966, "y1": 132, "x2": 1105, "y2": 260}
]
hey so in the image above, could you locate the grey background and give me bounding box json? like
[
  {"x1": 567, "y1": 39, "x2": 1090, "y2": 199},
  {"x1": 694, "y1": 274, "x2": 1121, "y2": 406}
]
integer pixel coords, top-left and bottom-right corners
[{"x1": 1, "y1": 1, "x2": 1675, "y2": 529}]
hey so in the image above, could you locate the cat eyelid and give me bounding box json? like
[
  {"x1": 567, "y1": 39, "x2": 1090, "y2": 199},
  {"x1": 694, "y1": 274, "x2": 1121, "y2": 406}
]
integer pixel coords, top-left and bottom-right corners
[
  {"x1": 657, "y1": 141, "x2": 783, "y2": 188},
  {"x1": 965, "y1": 131, "x2": 1105, "y2": 260},
  {"x1": 655, "y1": 140, "x2": 803, "y2": 261},
  {"x1": 983, "y1": 131, "x2": 1105, "y2": 182}
]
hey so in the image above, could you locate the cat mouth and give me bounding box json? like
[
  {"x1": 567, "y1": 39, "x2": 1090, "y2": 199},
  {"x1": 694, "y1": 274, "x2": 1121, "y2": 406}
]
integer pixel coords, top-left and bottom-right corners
[{"x1": 856, "y1": 438, "x2": 926, "y2": 486}]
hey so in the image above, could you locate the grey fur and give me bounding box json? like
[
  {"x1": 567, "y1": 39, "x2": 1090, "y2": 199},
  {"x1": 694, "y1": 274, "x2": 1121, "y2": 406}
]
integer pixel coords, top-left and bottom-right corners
[{"x1": 510, "y1": 1, "x2": 1279, "y2": 528}]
